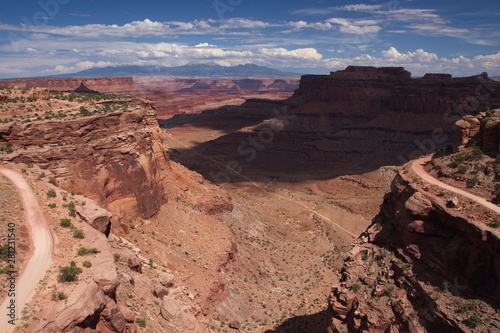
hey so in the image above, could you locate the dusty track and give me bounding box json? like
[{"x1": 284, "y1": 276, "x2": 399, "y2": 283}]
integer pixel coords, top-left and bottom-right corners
[
  {"x1": 412, "y1": 156, "x2": 500, "y2": 214},
  {"x1": 0, "y1": 169, "x2": 53, "y2": 333}
]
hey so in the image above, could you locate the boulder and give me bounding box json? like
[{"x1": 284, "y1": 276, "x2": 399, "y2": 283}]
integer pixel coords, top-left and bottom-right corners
[
  {"x1": 160, "y1": 296, "x2": 181, "y2": 321},
  {"x1": 117, "y1": 302, "x2": 136, "y2": 323},
  {"x1": 101, "y1": 299, "x2": 126, "y2": 332},
  {"x1": 405, "y1": 192, "x2": 432, "y2": 217},
  {"x1": 76, "y1": 198, "x2": 112, "y2": 235},
  {"x1": 127, "y1": 255, "x2": 142, "y2": 273},
  {"x1": 159, "y1": 272, "x2": 175, "y2": 287},
  {"x1": 153, "y1": 283, "x2": 169, "y2": 300}
]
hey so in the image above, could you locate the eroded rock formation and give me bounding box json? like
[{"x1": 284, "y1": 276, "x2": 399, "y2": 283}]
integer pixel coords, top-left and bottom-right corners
[
  {"x1": 456, "y1": 108, "x2": 500, "y2": 152},
  {"x1": 328, "y1": 163, "x2": 500, "y2": 332},
  {"x1": 0, "y1": 100, "x2": 170, "y2": 231}
]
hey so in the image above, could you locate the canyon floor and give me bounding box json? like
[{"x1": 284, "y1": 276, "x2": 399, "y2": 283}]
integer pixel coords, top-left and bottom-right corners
[{"x1": 161, "y1": 118, "x2": 398, "y2": 332}]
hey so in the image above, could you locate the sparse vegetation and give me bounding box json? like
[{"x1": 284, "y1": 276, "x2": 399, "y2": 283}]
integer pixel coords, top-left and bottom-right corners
[
  {"x1": 57, "y1": 261, "x2": 82, "y2": 282},
  {"x1": 82, "y1": 260, "x2": 92, "y2": 268},
  {"x1": 59, "y1": 218, "x2": 71, "y2": 228},
  {"x1": 350, "y1": 283, "x2": 361, "y2": 292},
  {"x1": 73, "y1": 229, "x2": 85, "y2": 239},
  {"x1": 51, "y1": 291, "x2": 68, "y2": 301},
  {"x1": 469, "y1": 315, "x2": 482, "y2": 328},
  {"x1": 77, "y1": 247, "x2": 100, "y2": 256},
  {"x1": 46, "y1": 189, "x2": 56, "y2": 198},
  {"x1": 136, "y1": 317, "x2": 147, "y2": 328}
]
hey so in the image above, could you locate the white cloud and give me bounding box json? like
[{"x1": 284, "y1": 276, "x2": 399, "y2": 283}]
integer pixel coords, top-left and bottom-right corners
[
  {"x1": 194, "y1": 43, "x2": 217, "y2": 48},
  {"x1": 219, "y1": 18, "x2": 270, "y2": 29},
  {"x1": 258, "y1": 47, "x2": 323, "y2": 60},
  {"x1": 330, "y1": 4, "x2": 384, "y2": 12}
]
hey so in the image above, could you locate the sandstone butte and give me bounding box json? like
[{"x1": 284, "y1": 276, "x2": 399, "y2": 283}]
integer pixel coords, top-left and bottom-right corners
[{"x1": 0, "y1": 66, "x2": 499, "y2": 333}]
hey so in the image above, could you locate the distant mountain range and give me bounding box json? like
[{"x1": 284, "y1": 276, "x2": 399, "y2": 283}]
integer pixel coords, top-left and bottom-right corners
[{"x1": 57, "y1": 64, "x2": 301, "y2": 78}]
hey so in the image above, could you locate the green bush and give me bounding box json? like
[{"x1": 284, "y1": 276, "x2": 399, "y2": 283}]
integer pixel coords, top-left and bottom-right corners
[
  {"x1": 57, "y1": 261, "x2": 82, "y2": 282},
  {"x1": 46, "y1": 189, "x2": 56, "y2": 198},
  {"x1": 73, "y1": 229, "x2": 85, "y2": 239},
  {"x1": 67, "y1": 201, "x2": 76, "y2": 217},
  {"x1": 114, "y1": 253, "x2": 120, "y2": 262},
  {"x1": 60, "y1": 218, "x2": 71, "y2": 228},
  {"x1": 136, "y1": 317, "x2": 146, "y2": 328},
  {"x1": 469, "y1": 315, "x2": 482, "y2": 328},
  {"x1": 350, "y1": 283, "x2": 361, "y2": 292},
  {"x1": 82, "y1": 261, "x2": 92, "y2": 268},
  {"x1": 458, "y1": 165, "x2": 468, "y2": 174},
  {"x1": 77, "y1": 247, "x2": 100, "y2": 256},
  {"x1": 51, "y1": 291, "x2": 68, "y2": 301}
]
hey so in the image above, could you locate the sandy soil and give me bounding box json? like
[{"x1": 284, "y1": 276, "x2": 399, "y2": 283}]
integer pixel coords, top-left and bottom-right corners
[{"x1": 0, "y1": 168, "x2": 53, "y2": 333}]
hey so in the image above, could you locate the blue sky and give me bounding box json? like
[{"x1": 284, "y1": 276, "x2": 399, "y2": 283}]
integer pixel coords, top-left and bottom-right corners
[{"x1": 0, "y1": 0, "x2": 499, "y2": 78}]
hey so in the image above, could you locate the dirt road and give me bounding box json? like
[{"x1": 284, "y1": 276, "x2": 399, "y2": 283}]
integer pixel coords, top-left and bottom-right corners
[
  {"x1": 0, "y1": 168, "x2": 53, "y2": 333},
  {"x1": 412, "y1": 157, "x2": 500, "y2": 215}
]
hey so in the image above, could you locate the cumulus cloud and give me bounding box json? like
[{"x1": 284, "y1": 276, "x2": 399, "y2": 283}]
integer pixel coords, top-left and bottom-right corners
[
  {"x1": 258, "y1": 47, "x2": 323, "y2": 60},
  {"x1": 323, "y1": 47, "x2": 500, "y2": 76}
]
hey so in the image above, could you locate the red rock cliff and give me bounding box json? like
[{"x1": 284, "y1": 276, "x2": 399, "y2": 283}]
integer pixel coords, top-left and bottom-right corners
[{"x1": 0, "y1": 100, "x2": 170, "y2": 231}]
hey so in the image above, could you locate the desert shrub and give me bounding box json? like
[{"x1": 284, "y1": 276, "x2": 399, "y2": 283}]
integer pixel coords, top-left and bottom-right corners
[
  {"x1": 48, "y1": 203, "x2": 56, "y2": 208},
  {"x1": 384, "y1": 285, "x2": 395, "y2": 296},
  {"x1": 58, "y1": 261, "x2": 82, "y2": 282},
  {"x1": 466, "y1": 175, "x2": 479, "y2": 188},
  {"x1": 51, "y1": 291, "x2": 68, "y2": 301},
  {"x1": 469, "y1": 315, "x2": 482, "y2": 328},
  {"x1": 350, "y1": 283, "x2": 361, "y2": 292},
  {"x1": 470, "y1": 146, "x2": 484, "y2": 161},
  {"x1": 46, "y1": 189, "x2": 56, "y2": 198},
  {"x1": 82, "y1": 261, "x2": 92, "y2": 268},
  {"x1": 114, "y1": 253, "x2": 120, "y2": 262},
  {"x1": 67, "y1": 201, "x2": 76, "y2": 217},
  {"x1": 79, "y1": 106, "x2": 91, "y2": 116},
  {"x1": 60, "y1": 218, "x2": 71, "y2": 228},
  {"x1": 77, "y1": 247, "x2": 100, "y2": 256},
  {"x1": 491, "y1": 218, "x2": 500, "y2": 228},
  {"x1": 458, "y1": 165, "x2": 468, "y2": 174},
  {"x1": 136, "y1": 317, "x2": 146, "y2": 328},
  {"x1": 73, "y1": 229, "x2": 85, "y2": 239}
]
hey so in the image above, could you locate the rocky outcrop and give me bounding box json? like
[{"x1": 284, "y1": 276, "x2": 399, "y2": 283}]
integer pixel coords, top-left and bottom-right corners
[
  {"x1": 0, "y1": 100, "x2": 170, "y2": 231},
  {"x1": 328, "y1": 163, "x2": 500, "y2": 332},
  {"x1": 35, "y1": 220, "x2": 125, "y2": 332},
  {"x1": 0, "y1": 77, "x2": 136, "y2": 94},
  {"x1": 456, "y1": 108, "x2": 500, "y2": 152}
]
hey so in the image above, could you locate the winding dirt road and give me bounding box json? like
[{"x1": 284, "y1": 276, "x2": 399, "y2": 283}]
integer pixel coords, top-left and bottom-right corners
[
  {"x1": 0, "y1": 168, "x2": 53, "y2": 333},
  {"x1": 412, "y1": 157, "x2": 500, "y2": 215}
]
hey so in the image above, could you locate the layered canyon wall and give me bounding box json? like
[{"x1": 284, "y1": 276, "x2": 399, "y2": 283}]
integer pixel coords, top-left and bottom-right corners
[
  {"x1": 168, "y1": 67, "x2": 500, "y2": 182},
  {"x1": 0, "y1": 100, "x2": 170, "y2": 232}
]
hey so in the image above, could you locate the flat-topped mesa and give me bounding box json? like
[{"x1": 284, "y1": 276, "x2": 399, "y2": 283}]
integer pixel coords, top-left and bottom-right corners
[
  {"x1": 0, "y1": 77, "x2": 136, "y2": 94},
  {"x1": 330, "y1": 66, "x2": 412, "y2": 79},
  {"x1": 295, "y1": 67, "x2": 500, "y2": 115}
]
